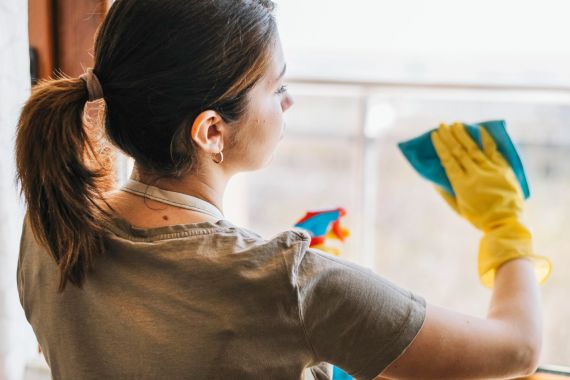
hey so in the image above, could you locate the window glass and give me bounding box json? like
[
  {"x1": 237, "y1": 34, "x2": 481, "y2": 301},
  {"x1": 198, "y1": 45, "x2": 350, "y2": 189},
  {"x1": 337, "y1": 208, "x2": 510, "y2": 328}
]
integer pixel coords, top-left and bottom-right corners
[{"x1": 224, "y1": 82, "x2": 570, "y2": 367}]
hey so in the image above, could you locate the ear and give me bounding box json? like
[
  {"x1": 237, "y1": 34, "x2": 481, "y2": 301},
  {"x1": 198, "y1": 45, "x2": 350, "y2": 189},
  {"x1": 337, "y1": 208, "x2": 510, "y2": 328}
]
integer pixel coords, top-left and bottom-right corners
[{"x1": 191, "y1": 110, "x2": 225, "y2": 153}]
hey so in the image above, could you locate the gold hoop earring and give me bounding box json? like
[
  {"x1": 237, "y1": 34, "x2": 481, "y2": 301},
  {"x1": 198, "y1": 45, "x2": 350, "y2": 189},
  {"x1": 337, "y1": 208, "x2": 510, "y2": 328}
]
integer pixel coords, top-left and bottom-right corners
[{"x1": 212, "y1": 150, "x2": 224, "y2": 164}]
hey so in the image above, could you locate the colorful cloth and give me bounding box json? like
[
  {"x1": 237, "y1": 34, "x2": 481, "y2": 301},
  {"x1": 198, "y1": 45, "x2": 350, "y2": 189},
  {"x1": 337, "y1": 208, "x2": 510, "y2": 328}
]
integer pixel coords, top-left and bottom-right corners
[{"x1": 398, "y1": 120, "x2": 530, "y2": 199}]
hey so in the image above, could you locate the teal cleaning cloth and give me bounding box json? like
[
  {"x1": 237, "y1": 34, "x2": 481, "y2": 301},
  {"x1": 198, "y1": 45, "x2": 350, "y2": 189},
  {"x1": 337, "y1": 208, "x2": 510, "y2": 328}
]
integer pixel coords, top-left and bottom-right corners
[{"x1": 397, "y1": 120, "x2": 530, "y2": 199}]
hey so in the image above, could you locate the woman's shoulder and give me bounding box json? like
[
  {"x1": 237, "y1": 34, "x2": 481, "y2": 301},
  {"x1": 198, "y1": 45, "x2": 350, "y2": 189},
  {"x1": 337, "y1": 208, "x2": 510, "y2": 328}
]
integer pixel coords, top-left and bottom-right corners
[{"x1": 101, "y1": 215, "x2": 313, "y2": 259}]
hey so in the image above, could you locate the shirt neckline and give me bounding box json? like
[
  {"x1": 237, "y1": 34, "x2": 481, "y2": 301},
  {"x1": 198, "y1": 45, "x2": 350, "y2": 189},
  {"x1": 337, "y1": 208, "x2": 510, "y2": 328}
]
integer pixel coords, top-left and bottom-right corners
[
  {"x1": 120, "y1": 179, "x2": 225, "y2": 220},
  {"x1": 102, "y1": 212, "x2": 236, "y2": 242}
]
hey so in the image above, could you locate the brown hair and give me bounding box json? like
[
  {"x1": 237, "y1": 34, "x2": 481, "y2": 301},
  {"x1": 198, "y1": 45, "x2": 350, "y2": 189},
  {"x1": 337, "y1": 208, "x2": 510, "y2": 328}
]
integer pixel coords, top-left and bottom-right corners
[{"x1": 16, "y1": 0, "x2": 277, "y2": 292}]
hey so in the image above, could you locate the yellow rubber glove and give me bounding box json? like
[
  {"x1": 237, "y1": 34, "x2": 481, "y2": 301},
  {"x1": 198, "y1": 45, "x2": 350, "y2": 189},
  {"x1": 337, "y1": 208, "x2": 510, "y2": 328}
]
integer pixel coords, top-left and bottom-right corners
[{"x1": 431, "y1": 122, "x2": 551, "y2": 288}]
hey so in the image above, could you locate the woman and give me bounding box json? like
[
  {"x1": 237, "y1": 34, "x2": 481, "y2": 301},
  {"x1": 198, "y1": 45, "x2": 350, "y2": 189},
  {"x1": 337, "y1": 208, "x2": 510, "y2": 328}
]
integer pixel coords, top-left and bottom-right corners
[{"x1": 15, "y1": 0, "x2": 547, "y2": 379}]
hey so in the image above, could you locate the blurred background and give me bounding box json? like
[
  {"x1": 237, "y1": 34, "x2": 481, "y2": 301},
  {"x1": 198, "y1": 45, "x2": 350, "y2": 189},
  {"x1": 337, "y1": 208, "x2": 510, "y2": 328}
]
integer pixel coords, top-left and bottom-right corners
[{"x1": 1, "y1": 0, "x2": 569, "y2": 379}]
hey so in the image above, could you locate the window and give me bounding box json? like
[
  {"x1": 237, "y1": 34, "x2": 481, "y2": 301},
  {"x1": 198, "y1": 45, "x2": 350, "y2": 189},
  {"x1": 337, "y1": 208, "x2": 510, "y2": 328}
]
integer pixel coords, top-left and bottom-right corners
[{"x1": 227, "y1": 80, "x2": 570, "y2": 368}]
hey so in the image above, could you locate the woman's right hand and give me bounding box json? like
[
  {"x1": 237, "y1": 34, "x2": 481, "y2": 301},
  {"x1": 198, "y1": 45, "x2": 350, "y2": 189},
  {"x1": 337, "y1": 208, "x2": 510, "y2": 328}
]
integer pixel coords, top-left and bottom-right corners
[
  {"x1": 431, "y1": 122, "x2": 525, "y2": 233},
  {"x1": 430, "y1": 122, "x2": 551, "y2": 288}
]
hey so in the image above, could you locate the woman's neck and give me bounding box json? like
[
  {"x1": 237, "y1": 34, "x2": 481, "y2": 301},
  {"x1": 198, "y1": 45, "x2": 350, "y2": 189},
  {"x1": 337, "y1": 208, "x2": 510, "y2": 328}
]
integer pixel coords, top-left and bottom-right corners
[
  {"x1": 100, "y1": 165, "x2": 231, "y2": 229},
  {"x1": 130, "y1": 165, "x2": 229, "y2": 215}
]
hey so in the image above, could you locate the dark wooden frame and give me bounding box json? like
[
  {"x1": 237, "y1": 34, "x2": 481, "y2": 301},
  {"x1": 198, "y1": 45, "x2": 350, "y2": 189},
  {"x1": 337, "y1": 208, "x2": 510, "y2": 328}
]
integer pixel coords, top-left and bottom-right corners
[{"x1": 28, "y1": 0, "x2": 108, "y2": 81}]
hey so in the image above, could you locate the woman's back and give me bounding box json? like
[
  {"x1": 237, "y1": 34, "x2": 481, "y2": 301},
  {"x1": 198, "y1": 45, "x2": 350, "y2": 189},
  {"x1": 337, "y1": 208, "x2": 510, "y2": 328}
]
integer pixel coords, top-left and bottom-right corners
[{"x1": 17, "y1": 212, "x2": 427, "y2": 379}]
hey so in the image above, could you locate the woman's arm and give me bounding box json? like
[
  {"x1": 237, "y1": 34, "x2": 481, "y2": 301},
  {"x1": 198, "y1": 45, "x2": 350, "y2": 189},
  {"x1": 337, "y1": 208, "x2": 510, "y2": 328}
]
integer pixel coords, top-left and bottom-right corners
[
  {"x1": 377, "y1": 258, "x2": 541, "y2": 380},
  {"x1": 377, "y1": 122, "x2": 548, "y2": 379}
]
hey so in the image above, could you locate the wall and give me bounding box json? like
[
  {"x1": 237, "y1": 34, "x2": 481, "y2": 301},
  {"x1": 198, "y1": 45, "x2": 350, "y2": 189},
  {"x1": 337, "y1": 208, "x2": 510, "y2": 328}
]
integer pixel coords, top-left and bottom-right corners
[{"x1": 0, "y1": 1, "x2": 38, "y2": 379}]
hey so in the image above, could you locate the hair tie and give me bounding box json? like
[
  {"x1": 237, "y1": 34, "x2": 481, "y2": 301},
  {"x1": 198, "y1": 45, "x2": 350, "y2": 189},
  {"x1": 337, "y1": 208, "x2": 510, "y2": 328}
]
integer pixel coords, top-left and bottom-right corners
[{"x1": 79, "y1": 68, "x2": 104, "y2": 101}]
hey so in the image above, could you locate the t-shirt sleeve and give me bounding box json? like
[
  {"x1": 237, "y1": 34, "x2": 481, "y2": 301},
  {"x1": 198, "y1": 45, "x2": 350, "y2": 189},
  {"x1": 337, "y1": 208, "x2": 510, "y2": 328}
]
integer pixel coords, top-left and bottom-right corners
[{"x1": 294, "y1": 246, "x2": 427, "y2": 380}]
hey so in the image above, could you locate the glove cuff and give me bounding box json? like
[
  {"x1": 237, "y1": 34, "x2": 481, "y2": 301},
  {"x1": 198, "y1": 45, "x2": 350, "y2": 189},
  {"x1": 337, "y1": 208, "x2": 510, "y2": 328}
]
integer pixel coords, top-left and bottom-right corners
[{"x1": 478, "y1": 223, "x2": 552, "y2": 288}]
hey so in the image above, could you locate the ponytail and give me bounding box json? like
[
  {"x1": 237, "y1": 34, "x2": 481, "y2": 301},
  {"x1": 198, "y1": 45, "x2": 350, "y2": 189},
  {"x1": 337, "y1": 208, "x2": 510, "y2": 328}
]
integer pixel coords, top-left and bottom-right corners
[{"x1": 16, "y1": 77, "x2": 112, "y2": 293}]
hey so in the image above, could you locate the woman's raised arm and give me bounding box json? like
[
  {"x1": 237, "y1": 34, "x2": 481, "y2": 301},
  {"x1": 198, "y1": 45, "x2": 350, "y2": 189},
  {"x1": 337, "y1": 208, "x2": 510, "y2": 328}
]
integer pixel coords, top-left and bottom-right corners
[{"x1": 377, "y1": 122, "x2": 551, "y2": 379}]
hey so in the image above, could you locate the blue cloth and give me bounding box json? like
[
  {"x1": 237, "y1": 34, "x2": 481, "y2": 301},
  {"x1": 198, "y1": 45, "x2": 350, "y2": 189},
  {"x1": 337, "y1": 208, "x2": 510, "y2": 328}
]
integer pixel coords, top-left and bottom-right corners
[
  {"x1": 332, "y1": 366, "x2": 353, "y2": 380},
  {"x1": 397, "y1": 120, "x2": 530, "y2": 199}
]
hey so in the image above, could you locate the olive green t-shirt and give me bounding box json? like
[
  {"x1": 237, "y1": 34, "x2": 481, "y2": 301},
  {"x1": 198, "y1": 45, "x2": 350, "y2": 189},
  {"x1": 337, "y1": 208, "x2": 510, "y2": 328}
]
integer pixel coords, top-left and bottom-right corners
[{"x1": 17, "y1": 215, "x2": 426, "y2": 380}]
